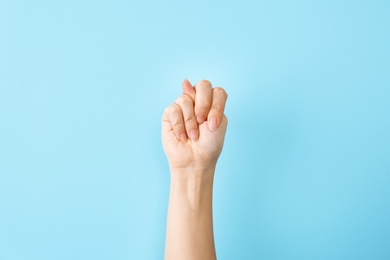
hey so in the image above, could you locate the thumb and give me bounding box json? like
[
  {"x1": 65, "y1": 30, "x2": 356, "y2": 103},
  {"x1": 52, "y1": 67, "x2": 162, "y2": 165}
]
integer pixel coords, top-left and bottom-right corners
[{"x1": 182, "y1": 79, "x2": 196, "y2": 101}]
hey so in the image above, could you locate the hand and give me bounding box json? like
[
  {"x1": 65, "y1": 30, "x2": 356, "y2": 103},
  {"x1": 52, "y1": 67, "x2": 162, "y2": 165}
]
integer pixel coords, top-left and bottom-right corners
[{"x1": 162, "y1": 80, "x2": 228, "y2": 171}]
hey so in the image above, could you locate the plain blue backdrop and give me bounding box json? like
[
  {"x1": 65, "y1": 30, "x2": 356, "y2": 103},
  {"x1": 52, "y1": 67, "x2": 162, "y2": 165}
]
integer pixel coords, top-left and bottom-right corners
[{"x1": 1, "y1": 0, "x2": 389, "y2": 259}]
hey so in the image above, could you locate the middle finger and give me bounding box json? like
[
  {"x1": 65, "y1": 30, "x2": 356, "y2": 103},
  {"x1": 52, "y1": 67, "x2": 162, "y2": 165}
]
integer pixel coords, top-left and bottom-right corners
[{"x1": 194, "y1": 80, "x2": 213, "y2": 124}]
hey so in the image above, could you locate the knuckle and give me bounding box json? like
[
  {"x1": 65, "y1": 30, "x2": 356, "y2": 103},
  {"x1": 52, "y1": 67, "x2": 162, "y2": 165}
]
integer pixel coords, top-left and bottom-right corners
[
  {"x1": 211, "y1": 104, "x2": 224, "y2": 111},
  {"x1": 165, "y1": 104, "x2": 181, "y2": 118},
  {"x1": 170, "y1": 109, "x2": 181, "y2": 119},
  {"x1": 176, "y1": 94, "x2": 193, "y2": 106},
  {"x1": 213, "y1": 87, "x2": 228, "y2": 98},
  {"x1": 173, "y1": 120, "x2": 184, "y2": 128},
  {"x1": 196, "y1": 80, "x2": 212, "y2": 90},
  {"x1": 223, "y1": 115, "x2": 228, "y2": 125},
  {"x1": 163, "y1": 104, "x2": 173, "y2": 118},
  {"x1": 184, "y1": 114, "x2": 196, "y2": 125},
  {"x1": 165, "y1": 103, "x2": 176, "y2": 113},
  {"x1": 196, "y1": 104, "x2": 210, "y2": 113},
  {"x1": 163, "y1": 103, "x2": 171, "y2": 111},
  {"x1": 199, "y1": 79, "x2": 211, "y2": 85}
]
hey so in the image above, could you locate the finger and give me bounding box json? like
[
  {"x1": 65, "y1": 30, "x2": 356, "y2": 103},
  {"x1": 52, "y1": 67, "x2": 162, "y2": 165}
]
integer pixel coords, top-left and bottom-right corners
[
  {"x1": 175, "y1": 94, "x2": 199, "y2": 141},
  {"x1": 208, "y1": 87, "x2": 228, "y2": 131},
  {"x1": 182, "y1": 79, "x2": 196, "y2": 101},
  {"x1": 163, "y1": 103, "x2": 187, "y2": 142},
  {"x1": 194, "y1": 80, "x2": 213, "y2": 124}
]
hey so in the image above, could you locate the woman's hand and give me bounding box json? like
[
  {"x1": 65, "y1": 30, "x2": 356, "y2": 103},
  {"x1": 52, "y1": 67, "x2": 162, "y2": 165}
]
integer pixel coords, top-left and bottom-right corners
[{"x1": 162, "y1": 79, "x2": 228, "y2": 171}]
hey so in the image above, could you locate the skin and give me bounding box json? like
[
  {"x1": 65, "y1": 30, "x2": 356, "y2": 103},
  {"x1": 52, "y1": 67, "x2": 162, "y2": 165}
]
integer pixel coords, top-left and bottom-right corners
[{"x1": 162, "y1": 79, "x2": 228, "y2": 260}]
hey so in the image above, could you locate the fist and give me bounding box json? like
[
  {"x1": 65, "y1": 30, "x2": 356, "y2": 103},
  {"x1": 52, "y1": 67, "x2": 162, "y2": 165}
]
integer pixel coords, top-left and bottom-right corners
[{"x1": 162, "y1": 80, "x2": 228, "y2": 170}]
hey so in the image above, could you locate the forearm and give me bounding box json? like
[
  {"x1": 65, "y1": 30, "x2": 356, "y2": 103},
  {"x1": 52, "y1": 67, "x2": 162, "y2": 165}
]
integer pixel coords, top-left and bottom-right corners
[{"x1": 165, "y1": 167, "x2": 216, "y2": 260}]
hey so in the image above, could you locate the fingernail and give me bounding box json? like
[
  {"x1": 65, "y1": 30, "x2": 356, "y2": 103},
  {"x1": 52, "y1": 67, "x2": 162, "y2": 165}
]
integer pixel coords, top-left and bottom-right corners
[
  {"x1": 197, "y1": 114, "x2": 205, "y2": 124},
  {"x1": 209, "y1": 118, "x2": 218, "y2": 131},
  {"x1": 180, "y1": 133, "x2": 187, "y2": 142},
  {"x1": 189, "y1": 129, "x2": 198, "y2": 140}
]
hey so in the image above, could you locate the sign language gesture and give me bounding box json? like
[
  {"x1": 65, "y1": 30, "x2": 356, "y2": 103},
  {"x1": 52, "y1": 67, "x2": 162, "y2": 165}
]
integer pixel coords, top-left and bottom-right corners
[{"x1": 162, "y1": 79, "x2": 228, "y2": 171}]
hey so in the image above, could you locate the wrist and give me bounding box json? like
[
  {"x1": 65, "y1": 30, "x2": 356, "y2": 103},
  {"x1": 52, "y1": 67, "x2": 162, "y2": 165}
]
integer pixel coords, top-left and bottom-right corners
[
  {"x1": 170, "y1": 164, "x2": 216, "y2": 185},
  {"x1": 169, "y1": 166, "x2": 216, "y2": 209}
]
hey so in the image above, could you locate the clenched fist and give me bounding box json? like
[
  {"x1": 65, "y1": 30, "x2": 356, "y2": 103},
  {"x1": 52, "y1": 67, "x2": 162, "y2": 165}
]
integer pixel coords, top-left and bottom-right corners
[{"x1": 162, "y1": 79, "x2": 228, "y2": 171}]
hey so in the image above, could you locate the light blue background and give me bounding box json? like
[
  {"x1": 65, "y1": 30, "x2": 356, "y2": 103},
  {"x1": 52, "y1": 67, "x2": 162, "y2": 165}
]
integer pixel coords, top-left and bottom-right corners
[{"x1": 1, "y1": 0, "x2": 389, "y2": 259}]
